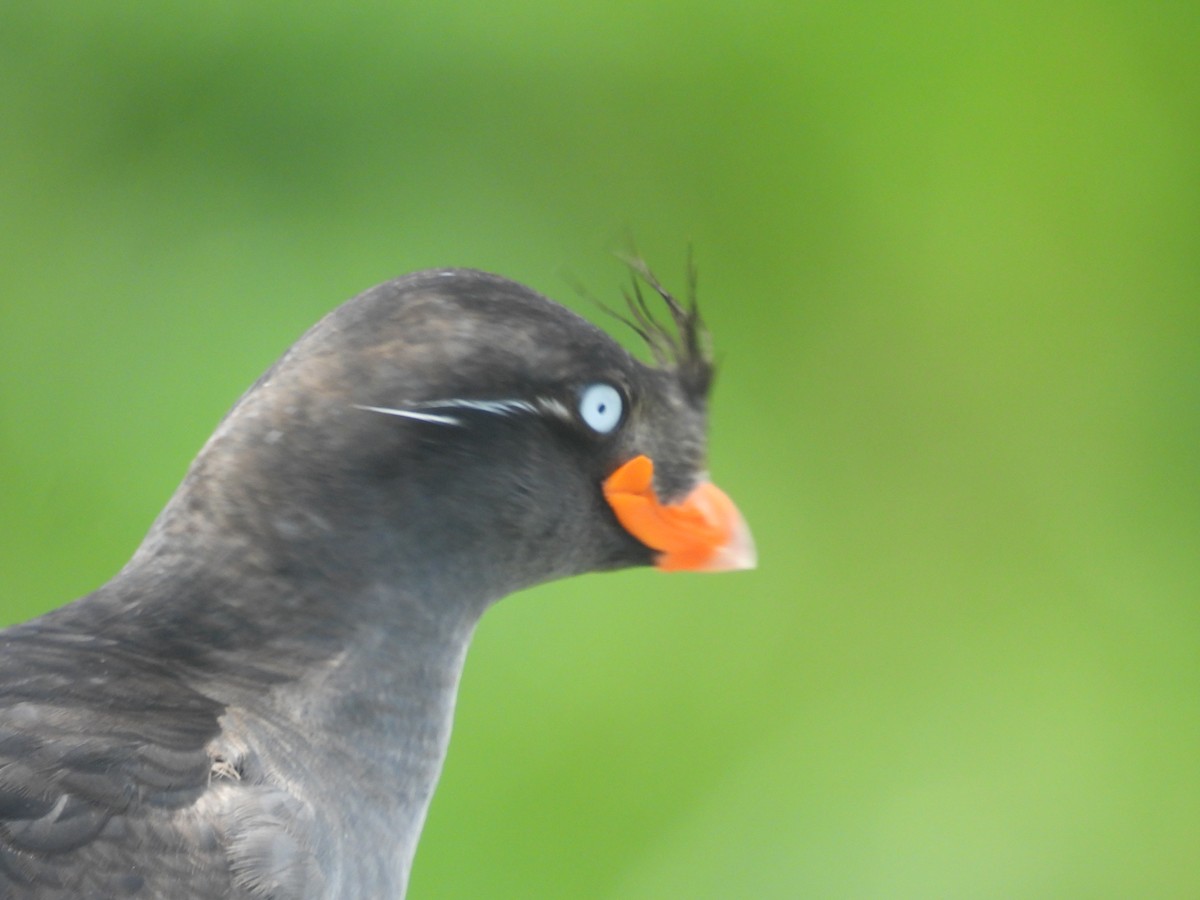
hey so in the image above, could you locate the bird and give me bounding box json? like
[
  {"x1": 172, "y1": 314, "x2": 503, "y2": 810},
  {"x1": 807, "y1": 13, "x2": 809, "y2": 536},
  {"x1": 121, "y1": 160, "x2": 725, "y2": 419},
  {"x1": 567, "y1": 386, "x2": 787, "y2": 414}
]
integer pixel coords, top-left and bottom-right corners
[{"x1": 0, "y1": 264, "x2": 755, "y2": 898}]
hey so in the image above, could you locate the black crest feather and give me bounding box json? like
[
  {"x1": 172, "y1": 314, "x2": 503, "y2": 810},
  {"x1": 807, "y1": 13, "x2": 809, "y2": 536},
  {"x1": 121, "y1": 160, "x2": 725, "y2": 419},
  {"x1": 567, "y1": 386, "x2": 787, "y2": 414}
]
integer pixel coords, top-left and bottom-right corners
[{"x1": 586, "y1": 253, "x2": 714, "y2": 403}]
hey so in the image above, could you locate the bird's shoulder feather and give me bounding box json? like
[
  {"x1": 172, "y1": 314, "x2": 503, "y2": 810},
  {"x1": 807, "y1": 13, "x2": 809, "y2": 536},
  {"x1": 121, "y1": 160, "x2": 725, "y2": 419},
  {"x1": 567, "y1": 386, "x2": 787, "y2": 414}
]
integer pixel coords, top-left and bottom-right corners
[{"x1": 0, "y1": 625, "x2": 320, "y2": 898}]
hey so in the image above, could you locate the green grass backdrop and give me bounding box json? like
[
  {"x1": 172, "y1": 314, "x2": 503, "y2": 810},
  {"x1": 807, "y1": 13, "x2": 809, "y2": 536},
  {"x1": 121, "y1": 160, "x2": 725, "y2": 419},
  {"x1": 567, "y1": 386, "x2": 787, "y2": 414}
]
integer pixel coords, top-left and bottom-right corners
[{"x1": 1, "y1": 3, "x2": 1197, "y2": 897}]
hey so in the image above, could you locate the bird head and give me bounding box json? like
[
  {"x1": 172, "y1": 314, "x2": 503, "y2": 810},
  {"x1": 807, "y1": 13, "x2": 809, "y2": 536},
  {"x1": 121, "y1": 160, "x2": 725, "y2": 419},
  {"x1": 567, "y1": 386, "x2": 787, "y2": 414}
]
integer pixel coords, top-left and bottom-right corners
[{"x1": 161, "y1": 265, "x2": 754, "y2": 609}]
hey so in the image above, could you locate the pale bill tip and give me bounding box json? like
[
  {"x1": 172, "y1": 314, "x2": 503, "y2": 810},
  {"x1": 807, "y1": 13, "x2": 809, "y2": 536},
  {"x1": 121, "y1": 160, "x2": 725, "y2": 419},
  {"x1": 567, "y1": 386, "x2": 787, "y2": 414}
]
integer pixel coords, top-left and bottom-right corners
[{"x1": 703, "y1": 513, "x2": 758, "y2": 572}]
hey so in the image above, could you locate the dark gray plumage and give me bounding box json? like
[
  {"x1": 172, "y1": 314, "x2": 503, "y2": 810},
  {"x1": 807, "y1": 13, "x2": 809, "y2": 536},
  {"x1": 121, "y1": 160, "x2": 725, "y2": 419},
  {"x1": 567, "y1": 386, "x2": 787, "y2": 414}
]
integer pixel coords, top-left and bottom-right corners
[{"x1": 0, "y1": 267, "x2": 752, "y2": 898}]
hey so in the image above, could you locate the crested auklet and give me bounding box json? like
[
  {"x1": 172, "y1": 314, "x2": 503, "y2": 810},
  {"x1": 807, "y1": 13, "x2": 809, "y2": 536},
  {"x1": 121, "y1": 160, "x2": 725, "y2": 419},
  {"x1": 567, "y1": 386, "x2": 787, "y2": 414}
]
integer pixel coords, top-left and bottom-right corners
[{"x1": 0, "y1": 265, "x2": 754, "y2": 898}]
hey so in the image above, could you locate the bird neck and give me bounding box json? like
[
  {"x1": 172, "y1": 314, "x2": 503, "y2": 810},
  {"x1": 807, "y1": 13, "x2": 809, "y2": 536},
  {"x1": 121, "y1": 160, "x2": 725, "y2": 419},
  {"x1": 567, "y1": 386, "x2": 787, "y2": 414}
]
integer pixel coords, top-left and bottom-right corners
[
  {"x1": 77, "y1": 540, "x2": 484, "y2": 896},
  {"x1": 216, "y1": 606, "x2": 477, "y2": 896}
]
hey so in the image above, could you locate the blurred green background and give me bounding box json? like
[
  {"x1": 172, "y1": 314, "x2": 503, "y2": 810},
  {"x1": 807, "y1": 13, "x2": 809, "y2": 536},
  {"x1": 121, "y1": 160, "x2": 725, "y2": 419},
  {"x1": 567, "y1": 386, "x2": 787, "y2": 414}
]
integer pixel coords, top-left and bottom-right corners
[{"x1": 2, "y1": 3, "x2": 1197, "y2": 897}]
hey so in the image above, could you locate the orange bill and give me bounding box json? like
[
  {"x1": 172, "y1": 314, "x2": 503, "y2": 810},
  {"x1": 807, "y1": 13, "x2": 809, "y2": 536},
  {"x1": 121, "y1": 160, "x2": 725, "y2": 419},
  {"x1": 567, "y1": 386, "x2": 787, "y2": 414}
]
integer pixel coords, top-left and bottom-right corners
[{"x1": 602, "y1": 454, "x2": 757, "y2": 572}]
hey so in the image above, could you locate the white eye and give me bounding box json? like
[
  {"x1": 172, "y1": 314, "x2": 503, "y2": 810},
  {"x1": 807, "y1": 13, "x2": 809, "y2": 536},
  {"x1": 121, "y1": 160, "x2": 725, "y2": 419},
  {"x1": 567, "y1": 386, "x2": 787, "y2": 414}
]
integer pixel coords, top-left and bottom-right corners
[{"x1": 578, "y1": 383, "x2": 624, "y2": 434}]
